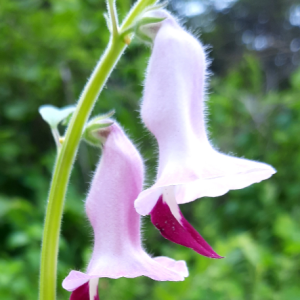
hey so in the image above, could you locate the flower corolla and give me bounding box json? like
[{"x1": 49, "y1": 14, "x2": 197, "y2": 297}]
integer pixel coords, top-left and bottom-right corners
[
  {"x1": 63, "y1": 122, "x2": 188, "y2": 299},
  {"x1": 135, "y1": 11, "x2": 276, "y2": 258}
]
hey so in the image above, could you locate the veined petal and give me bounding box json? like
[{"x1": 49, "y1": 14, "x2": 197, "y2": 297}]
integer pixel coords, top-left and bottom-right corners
[{"x1": 150, "y1": 195, "x2": 223, "y2": 259}]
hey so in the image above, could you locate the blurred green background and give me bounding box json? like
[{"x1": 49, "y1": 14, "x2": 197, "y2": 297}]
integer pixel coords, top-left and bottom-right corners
[{"x1": 1, "y1": 0, "x2": 300, "y2": 299}]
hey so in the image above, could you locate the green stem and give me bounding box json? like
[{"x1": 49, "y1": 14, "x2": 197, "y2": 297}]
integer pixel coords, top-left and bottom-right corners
[
  {"x1": 39, "y1": 1, "x2": 156, "y2": 299},
  {"x1": 51, "y1": 128, "x2": 61, "y2": 150},
  {"x1": 122, "y1": 0, "x2": 158, "y2": 29},
  {"x1": 107, "y1": 0, "x2": 119, "y2": 37}
]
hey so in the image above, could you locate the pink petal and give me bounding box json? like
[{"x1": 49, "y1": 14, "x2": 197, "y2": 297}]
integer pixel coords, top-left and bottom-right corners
[
  {"x1": 63, "y1": 271, "x2": 90, "y2": 291},
  {"x1": 150, "y1": 196, "x2": 223, "y2": 259},
  {"x1": 153, "y1": 256, "x2": 189, "y2": 277},
  {"x1": 175, "y1": 154, "x2": 276, "y2": 204},
  {"x1": 135, "y1": 12, "x2": 276, "y2": 215},
  {"x1": 63, "y1": 250, "x2": 188, "y2": 291},
  {"x1": 63, "y1": 122, "x2": 188, "y2": 292}
]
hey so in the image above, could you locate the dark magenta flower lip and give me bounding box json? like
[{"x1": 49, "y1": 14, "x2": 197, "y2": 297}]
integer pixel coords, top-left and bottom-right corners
[
  {"x1": 70, "y1": 281, "x2": 100, "y2": 300},
  {"x1": 151, "y1": 196, "x2": 223, "y2": 259}
]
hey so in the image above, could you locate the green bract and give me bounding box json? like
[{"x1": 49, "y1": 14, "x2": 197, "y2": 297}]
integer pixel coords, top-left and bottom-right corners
[{"x1": 83, "y1": 111, "x2": 115, "y2": 147}]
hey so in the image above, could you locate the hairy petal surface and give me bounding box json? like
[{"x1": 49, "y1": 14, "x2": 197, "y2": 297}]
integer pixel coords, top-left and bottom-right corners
[
  {"x1": 63, "y1": 122, "x2": 188, "y2": 293},
  {"x1": 135, "y1": 11, "x2": 276, "y2": 216}
]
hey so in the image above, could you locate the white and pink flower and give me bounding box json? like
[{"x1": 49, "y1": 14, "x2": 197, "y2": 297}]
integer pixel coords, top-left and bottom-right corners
[
  {"x1": 63, "y1": 122, "x2": 188, "y2": 299},
  {"x1": 135, "y1": 11, "x2": 276, "y2": 258}
]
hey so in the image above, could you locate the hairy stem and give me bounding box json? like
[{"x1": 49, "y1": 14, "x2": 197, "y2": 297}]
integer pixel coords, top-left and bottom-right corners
[
  {"x1": 39, "y1": 1, "x2": 156, "y2": 299},
  {"x1": 107, "y1": 0, "x2": 119, "y2": 37}
]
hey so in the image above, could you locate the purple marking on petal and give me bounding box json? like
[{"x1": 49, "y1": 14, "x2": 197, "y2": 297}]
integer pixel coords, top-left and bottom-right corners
[
  {"x1": 70, "y1": 282, "x2": 100, "y2": 300},
  {"x1": 93, "y1": 281, "x2": 100, "y2": 300},
  {"x1": 150, "y1": 196, "x2": 223, "y2": 259},
  {"x1": 94, "y1": 288, "x2": 100, "y2": 300},
  {"x1": 70, "y1": 282, "x2": 89, "y2": 300}
]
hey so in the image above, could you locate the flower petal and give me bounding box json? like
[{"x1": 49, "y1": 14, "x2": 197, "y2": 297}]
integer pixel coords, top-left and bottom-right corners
[
  {"x1": 70, "y1": 280, "x2": 100, "y2": 300},
  {"x1": 63, "y1": 250, "x2": 188, "y2": 291},
  {"x1": 153, "y1": 256, "x2": 189, "y2": 277},
  {"x1": 63, "y1": 122, "x2": 189, "y2": 293},
  {"x1": 150, "y1": 196, "x2": 223, "y2": 259},
  {"x1": 176, "y1": 156, "x2": 276, "y2": 204},
  {"x1": 70, "y1": 282, "x2": 89, "y2": 300},
  {"x1": 135, "y1": 11, "x2": 276, "y2": 213},
  {"x1": 63, "y1": 271, "x2": 90, "y2": 292}
]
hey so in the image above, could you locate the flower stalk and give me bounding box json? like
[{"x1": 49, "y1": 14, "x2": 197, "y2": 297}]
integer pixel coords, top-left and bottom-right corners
[
  {"x1": 107, "y1": 0, "x2": 119, "y2": 37},
  {"x1": 38, "y1": 1, "x2": 158, "y2": 299}
]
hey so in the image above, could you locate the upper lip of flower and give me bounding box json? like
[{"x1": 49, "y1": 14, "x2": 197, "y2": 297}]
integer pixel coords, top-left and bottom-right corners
[{"x1": 134, "y1": 11, "x2": 276, "y2": 258}]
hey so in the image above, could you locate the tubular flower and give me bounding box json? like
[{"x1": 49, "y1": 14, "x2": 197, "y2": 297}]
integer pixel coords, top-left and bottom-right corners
[
  {"x1": 135, "y1": 11, "x2": 276, "y2": 258},
  {"x1": 63, "y1": 122, "x2": 188, "y2": 299}
]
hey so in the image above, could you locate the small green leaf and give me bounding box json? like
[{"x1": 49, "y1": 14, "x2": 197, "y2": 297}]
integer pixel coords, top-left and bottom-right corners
[{"x1": 38, "y1": 104, "x2": 76, "y2": 129}]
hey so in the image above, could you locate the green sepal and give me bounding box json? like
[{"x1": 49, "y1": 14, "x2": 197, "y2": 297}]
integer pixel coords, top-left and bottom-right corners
[
  {"x1": 136, "y1": 0, "x2": 159, "y2": 13},
  {"x1": 120, "y1": 15, "x2": 166, "y2": 39},
  {"x1": 88, "y1": 109, "x2": 115, "y2": 124},
  {"x1": 144, "y1": 1, "x2": 168, "y2": 13},
  {"x1": 138, "y1": 16, "x2": 166, "y2": 27},
  {"x1": 82, "y1": 110, "x2": 115, "y2": 147},
  {"x1": 136, "y1": 27, "x2": 154, "y2": 43}
]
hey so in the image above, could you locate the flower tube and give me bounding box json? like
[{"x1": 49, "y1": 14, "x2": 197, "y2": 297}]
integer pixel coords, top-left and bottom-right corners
[
  {"x1": 63, "y1": 122, "x2": 188, "y2": 299},
  {"x1": 135, "y1": 11, "x2": 276, "y2": 258}
]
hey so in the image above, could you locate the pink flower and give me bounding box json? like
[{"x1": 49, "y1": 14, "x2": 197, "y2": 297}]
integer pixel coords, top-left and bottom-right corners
[
  {"x1": 63, "y1": 122, "x2": 188, "y2": 299},
  {"x1": 135, "y1": 11, "x2": 276, "y2": 258}
]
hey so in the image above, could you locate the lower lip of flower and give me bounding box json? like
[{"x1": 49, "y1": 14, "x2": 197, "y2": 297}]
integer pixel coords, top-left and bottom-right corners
[{"x1": 150, "y1": 187, "x2": 223, "y2": 259}]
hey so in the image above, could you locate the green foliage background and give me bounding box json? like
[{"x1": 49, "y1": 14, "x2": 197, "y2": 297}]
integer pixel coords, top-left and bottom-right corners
[{"x1": 0, "y1": 0, "x2": 299, "y2": 299}]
